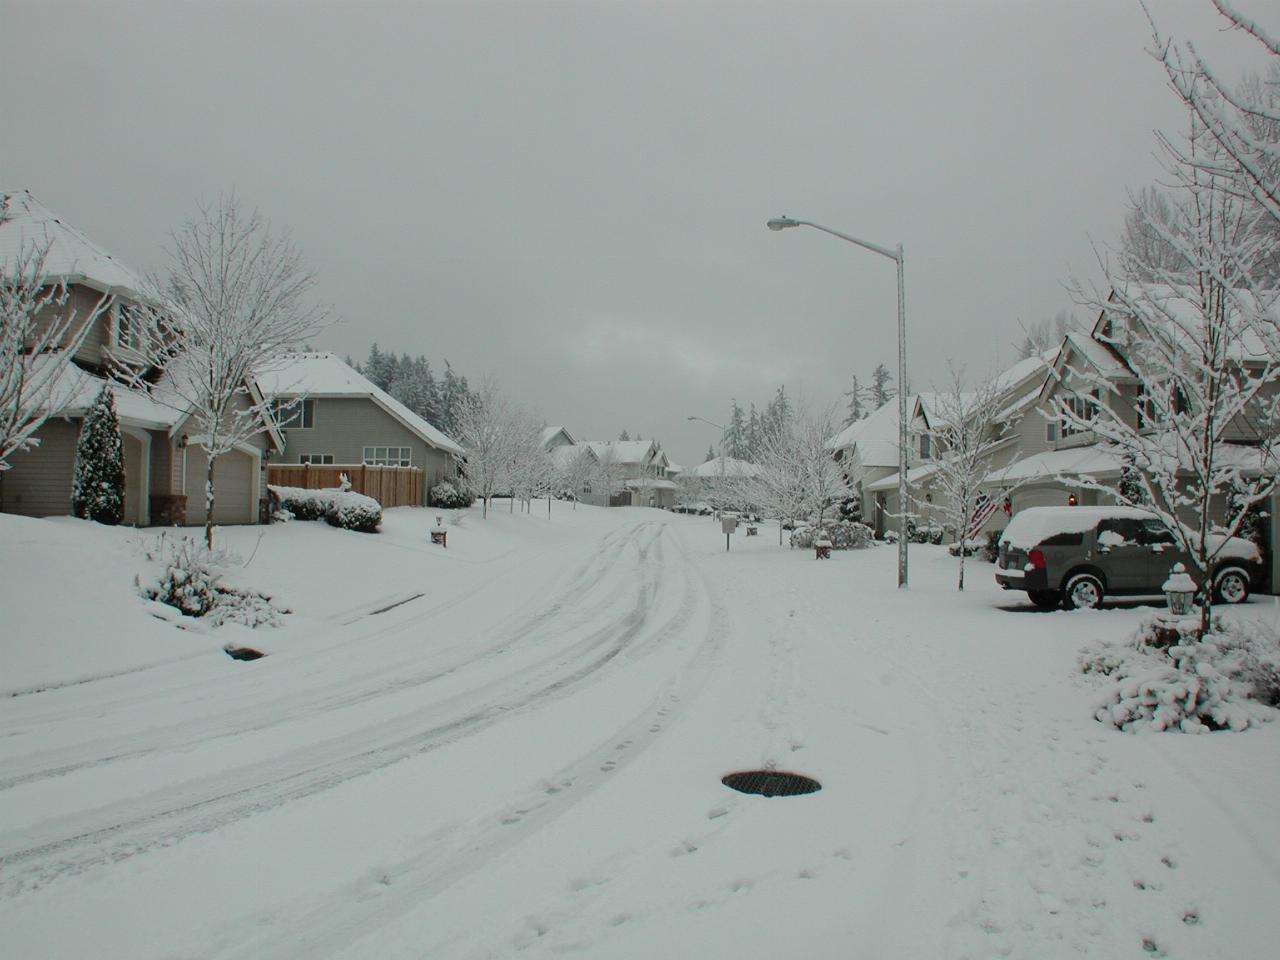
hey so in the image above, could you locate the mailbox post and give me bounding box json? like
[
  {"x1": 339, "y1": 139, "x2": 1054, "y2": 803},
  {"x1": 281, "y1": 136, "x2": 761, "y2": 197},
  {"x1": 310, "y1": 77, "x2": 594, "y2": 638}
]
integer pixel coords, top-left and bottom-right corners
[{"x1": 721, "y1": 516, "x2": 738, "y2": 552}]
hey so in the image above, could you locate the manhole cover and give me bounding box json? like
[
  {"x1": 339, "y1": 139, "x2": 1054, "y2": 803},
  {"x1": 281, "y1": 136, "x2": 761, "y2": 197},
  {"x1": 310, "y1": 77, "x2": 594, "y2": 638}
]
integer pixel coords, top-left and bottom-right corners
[
  {"x1": 224, "y1": 646, "x2": 266, "y2": 661},
  {"x1": 722, "y1": 770, "x2": 821, "y2": 798}
]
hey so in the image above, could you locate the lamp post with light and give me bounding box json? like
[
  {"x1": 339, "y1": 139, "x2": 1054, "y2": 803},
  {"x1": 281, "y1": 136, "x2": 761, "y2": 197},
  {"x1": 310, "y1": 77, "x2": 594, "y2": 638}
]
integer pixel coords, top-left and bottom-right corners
[{"x1": 766, "y1": 216, "x2": 909, "y2": 587}]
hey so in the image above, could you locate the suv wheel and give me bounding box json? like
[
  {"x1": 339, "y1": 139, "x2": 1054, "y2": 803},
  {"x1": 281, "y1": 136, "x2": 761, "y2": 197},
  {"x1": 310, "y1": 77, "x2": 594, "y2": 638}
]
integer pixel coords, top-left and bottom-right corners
[
  {"x1": 1214, "y1": 568, "x2": 1250, "y2": 605},
  {"x1": 1063, "y1": 572, "x2": 1104, "y2": 610},
  {"x1": 1028, "y1": 590, "x2": 1060, "y2": 610}
]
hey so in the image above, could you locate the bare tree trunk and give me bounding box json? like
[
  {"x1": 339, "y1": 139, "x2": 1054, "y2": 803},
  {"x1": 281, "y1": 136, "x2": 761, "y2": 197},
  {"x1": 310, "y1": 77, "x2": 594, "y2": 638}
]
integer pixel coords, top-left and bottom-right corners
[{"x1": 204, "y1": 457, "x2": 216, "y2": 550}]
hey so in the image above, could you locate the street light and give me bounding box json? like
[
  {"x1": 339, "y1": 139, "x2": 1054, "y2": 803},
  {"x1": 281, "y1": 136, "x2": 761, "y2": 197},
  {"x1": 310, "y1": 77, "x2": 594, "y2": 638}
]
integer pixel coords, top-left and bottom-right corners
[
  {"x1": 688, "y1": 415, "x2": 729, "y2": 517},
  {"x1": 767, "y1": 215, "x2": 910, "y2": 588}
]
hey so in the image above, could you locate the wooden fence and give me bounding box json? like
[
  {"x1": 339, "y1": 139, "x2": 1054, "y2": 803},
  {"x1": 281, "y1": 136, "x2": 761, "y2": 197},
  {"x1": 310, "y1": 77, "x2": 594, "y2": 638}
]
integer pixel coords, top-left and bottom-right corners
[{"x1": 267, "y1": 464, "x2": 424, "y2": 508}]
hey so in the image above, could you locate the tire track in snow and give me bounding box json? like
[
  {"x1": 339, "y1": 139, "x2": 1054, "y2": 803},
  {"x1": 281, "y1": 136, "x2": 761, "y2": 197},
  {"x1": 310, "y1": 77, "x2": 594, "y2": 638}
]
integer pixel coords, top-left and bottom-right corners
[
  {"x1": 0, "y1": 523, "x2": 645, "y2": 791},
  {"x1": 206, "y1": 523, "x2": 728, "y2": 960},
  {"x1": 0, "y1": 522, "x2": 691, "y2": 897}
]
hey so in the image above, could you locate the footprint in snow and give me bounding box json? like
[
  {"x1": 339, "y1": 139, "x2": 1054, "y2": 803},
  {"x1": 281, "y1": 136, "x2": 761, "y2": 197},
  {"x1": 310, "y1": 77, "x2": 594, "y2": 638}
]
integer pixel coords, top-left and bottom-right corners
[{"x1": 600, "y1": 760, "x2": 616, "y2": 772}]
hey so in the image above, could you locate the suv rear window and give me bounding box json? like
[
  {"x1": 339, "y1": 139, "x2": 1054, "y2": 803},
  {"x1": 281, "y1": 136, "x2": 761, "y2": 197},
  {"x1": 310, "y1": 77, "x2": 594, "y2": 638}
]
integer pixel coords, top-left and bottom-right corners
[{"x1": 1040, "y1": 532, "x2": 1084, "y2": 546}]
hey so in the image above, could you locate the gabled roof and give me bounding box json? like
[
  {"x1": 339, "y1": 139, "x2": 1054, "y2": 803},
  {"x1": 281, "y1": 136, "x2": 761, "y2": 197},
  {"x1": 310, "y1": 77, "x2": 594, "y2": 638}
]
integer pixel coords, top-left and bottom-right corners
[
  {"x1": 255, "y1": 352, "x2": 463, "y2": 456},
  {"x1": 35, "y1": 355, "x2": 182, "y2": 431},
  {"x1": 829, "y1": 398, "x2": 904, "y2": 468},
  {"x1": 981, "y1": 446, "x2": 1125, "y2": 485},
  {"x1": 540, "y1": 425, "x2": 575, "y2": 449},
  {"x1": 582, "y1": 440, "x2": 657, "y2": 466},
  {"x1": 1039, "y1": 331, "x2": 1132, "y2": 402},
  {"x1": 549, "y1": 443, "x2": 595, "y2": 469},
  {"x1": 0, "y1": 190, "x2": 148, "y2": 300},
  {"x1": 686, "y1": 456, "x2": 759, "y2": 478}
]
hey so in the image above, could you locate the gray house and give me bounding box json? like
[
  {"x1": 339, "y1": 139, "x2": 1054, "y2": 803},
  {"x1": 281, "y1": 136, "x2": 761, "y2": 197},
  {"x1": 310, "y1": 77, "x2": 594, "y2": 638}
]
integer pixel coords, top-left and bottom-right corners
[
  {"x1": 0, "y1": 190, "x2": 278, "y2": 527},
  {"x1": 255, "y1": 352, "x2": 463, "y2": 503}
]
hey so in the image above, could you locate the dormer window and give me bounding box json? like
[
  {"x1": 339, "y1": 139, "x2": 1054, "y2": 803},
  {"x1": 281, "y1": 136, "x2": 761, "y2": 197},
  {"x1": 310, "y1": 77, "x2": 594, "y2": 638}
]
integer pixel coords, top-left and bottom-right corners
[
  {"x1": 1060, "y1": 392, "x2": 1099, "y2": 438},
  {"x1": 113, "y1": 303, "x2": 144, "y2": 351}
]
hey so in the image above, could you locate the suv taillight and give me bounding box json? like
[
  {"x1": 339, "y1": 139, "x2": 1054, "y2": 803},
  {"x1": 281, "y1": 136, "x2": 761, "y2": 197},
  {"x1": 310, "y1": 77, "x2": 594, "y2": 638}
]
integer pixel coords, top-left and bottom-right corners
[{"x1": 1028, "y1": 549, "x2": 1047, "y2": 570}]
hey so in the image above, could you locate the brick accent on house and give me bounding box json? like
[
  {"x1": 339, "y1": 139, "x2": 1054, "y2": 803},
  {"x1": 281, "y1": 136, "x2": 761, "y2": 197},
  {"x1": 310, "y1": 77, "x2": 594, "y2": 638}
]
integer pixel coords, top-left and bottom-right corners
[{"x1": 149, "y1": 494, "x2": 187, "y2": 526}]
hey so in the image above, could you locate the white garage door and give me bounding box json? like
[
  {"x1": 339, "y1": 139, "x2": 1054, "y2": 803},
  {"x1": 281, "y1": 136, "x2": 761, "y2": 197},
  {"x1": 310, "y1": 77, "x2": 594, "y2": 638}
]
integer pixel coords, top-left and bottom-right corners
[
  {"x1": 183, "y1": 446, "x2": 256, "y2": 526},
  {"x1": 1013, "y1": 486, "x2": 1073, "y2": 512}
]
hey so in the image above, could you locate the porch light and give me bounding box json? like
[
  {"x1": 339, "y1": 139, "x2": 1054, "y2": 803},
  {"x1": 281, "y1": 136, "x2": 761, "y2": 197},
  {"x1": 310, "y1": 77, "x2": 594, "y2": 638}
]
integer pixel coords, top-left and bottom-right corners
[
  {"x1": 1067, "y1": 493, "x2": 1078, "y2": 506},
  {"x1": 1163, "y1": 563, "x2": 1198, "y2": 617}
]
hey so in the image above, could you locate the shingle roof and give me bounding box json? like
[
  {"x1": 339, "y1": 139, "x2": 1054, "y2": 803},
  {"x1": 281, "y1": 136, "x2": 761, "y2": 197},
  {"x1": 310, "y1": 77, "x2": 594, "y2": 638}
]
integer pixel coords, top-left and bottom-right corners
[
  {"x1": 255, "y1": 352, "x2": 463, "y2": 455},
  {"x1": 582, "y1": 440, "x2": 656, "y2": 465},
  {"x1": 0, "y1": 190, "x2": 148, "y2": 300}
]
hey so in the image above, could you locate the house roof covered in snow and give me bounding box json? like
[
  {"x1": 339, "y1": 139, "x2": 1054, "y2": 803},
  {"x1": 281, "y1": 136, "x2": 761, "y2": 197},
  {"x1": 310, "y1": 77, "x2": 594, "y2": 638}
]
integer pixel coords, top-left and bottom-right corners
[
  {"x1": 582, "y1": 440, "x2": 657, "y2": 465},
  {"x1": 549, "y1": 444, "x2": 594, "y2": 469},
  {"x1": 540, "y1": 426, "x2": 575, "y2": 449},
  {"x1": 981, "y1": 446, "x2": 1125, "y2": 486},
  {"x1": 865, "y1": 462, "x2": 939, "y2": 493},
  {"x1": 828, "y1": 398, "x2": 904, "y2": 468},
  {"x1": 0, "y1": 191, "x2": 149, "y2": 301},
  {"x1": 255, "y1": 352, "x2": 463, "y2": 455},
  {"x1": 36, "y1": 356, "x2": 184, "y2": 431},
  {"x1": 686, "y1": 456, "x2": 759, "y2": 478}
]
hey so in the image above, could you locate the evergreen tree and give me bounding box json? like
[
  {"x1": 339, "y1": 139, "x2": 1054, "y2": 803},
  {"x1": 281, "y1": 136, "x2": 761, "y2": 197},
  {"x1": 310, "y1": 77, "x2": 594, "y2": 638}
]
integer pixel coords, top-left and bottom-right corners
[
  {"x1": 869, "y1": 363, "x2": 895, "y2": 409},
  {"x1": 724, "y1": 400, "x2": 748, "y2": 460},
  {"x1": 765, "y1": 385, "x2": 792, "y2": 441},
  {"x1": 619, "y1": 429, "x2": 631, "y2": 441},
  {"x1": 71, "y1": 386, "x2": 125, "y2": 525},
  {"x1": 439, "y1": 361, "x2": 470, "y2": 436},
  {"x1": 746, "y1": 404, "x2": 761, "y2": 461},
  {"x1": 843, "y1": 374, "x2": 866, "y2": 425},
  {"x1": 705, "y1": 444, "x2": 716, "y2": 463},
  {"x1": 364, "y1": 343, "x2": 397, "y2": 391}
]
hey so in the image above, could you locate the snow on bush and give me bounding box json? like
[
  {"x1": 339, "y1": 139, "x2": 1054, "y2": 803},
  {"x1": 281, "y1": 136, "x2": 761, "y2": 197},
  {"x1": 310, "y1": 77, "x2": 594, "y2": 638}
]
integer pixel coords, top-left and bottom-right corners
[
  {"x1": 270, "y1": 484, "x2": 382, "y2": 532},
  {"x1": 137, "y1": 535, "x2": 286, "y2": 628},
  {"x1": 326, "y1": 490, "x2": 382, "y2": 532},
  {"x1": 1081, "y1": 614, "x2": 1280, "y2": 733},
  {"x1": 790, "y1": 520, "x2": 876, "y2": 550},
  {"x1": 428, "y1": 481, "x2": 474, "y2": 509}
]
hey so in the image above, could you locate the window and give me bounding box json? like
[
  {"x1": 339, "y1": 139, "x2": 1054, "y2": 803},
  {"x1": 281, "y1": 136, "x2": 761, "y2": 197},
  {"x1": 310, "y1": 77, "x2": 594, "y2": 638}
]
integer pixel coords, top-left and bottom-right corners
[
  {"x1": 362, "y1": 446, "x2": 412, "y2": 467},
  {"x1": 114, "y1": 303, "x2": 144, "y2": 351},
  {"x1": 272, "y1": 398, "x2": 314, "y2": 429},
  {"x1": 1060, "y1": 393, "x2": 1098, "y2": 438},
  {"x1": 1046, "y1": 422, "x2": 1059, "y2": 443},
  {"x1": 919, "y1": 434, "x2": 932, "y2": 459},
  {"x1": 299, "y1": 454, "x2": 333, "y2": 465},
  {"x1": 1139, "y1": 518, "x2": 1176, "y2": 546}
]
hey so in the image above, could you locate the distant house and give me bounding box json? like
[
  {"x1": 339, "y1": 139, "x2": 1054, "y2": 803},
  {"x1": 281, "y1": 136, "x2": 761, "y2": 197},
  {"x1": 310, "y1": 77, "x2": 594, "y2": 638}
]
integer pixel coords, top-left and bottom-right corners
[
  {"x1": 255, "y1": 352, "x2": 463, "y2": 504},
  {"x1": 540, "y1": 426, "x2": 576, "y2": 451},
  {"x1": 582, "y1": 439, "x2": 677, "y2": 508},
  {"x1": 0, "y1": 190, "x2": 278, "y2": 527},
  {"x1": 829, "y1": 399, "x2": 912, "y2": 536}
]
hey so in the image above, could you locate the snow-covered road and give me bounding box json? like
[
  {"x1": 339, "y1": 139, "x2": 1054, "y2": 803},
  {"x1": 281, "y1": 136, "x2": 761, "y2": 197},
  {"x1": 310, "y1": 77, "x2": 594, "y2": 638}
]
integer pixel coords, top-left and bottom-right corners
[{"x1": 1, "y1": 506, "x2": 1277, "y2": 958}]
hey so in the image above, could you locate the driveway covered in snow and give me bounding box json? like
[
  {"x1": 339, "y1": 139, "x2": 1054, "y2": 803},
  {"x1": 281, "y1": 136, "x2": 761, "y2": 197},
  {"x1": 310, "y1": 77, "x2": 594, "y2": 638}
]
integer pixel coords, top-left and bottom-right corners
[{"x1": 1, "y1": 506, "x2": 1277, "y2": 958}]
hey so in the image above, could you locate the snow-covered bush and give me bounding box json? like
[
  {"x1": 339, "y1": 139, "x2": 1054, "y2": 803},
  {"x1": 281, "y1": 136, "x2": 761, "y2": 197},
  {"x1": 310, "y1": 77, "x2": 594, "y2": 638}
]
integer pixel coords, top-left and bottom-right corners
[
  {"x1": 270, "y1": 484, "x2": 382, "y2": 531},
  {"x1": 948, "y1": 531, "x2": 1000, "y2": 562},
  {"x1": 1082, "y1": 614, "x2": 1280, "y2": 732},
  {"x1": 326, "y1": 490, "x2": 382, "y2": 532},
  {"x1": 137, "y1": 535, "x2": 285, "y2": 627},
  {"x1": 72, "y1": 386, "x2": 125, "y2": 525},
  {"x1": 429, "y1": 481, "x2": 474, "y2": 509},
  {"x1": 790, "y1": 520, "x2": 875, "y2": 550}
]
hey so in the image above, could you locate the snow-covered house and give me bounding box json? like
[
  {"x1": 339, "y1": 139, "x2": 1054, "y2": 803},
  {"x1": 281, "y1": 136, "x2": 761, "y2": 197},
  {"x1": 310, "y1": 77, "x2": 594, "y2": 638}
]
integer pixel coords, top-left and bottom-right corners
[
  {"x1": 540, "y1": 426, "x2": 576, "y2": 451},
  {"x1": 254, "y1": 352, "x2": 463, "y2": 504},
  {"x1": 829, "y1": 398, "x2": 912, "y2": 537},
  {"x1": 0, "y1": 190, "x2": 280, "y2": 527},
  {"x1": 582, "y1": 439, "x2": 677, "y2": 508}
]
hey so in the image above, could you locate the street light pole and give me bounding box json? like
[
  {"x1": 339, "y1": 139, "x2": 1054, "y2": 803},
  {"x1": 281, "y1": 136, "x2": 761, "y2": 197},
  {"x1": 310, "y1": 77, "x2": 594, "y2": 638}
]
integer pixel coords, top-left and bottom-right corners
[
  {"x1": 767, "y1": 216, "x2": 909, "y2": 588},
  {"x1": 687, "y1": 415, "x2": 729, "y2": 518}
]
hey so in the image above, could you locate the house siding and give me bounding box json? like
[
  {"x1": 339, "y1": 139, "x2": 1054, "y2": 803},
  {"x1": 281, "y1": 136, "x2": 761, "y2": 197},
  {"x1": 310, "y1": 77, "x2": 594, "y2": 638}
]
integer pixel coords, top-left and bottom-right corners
[
  {"x1": 30, "y1": 284, "x2": 111, "y2": 368},
  {"x1": 267, "y1": 397, "x2": 455, "y2": 502},
  {"x1": 0, "y1": 419, "x2": 79, "y2": 517}
]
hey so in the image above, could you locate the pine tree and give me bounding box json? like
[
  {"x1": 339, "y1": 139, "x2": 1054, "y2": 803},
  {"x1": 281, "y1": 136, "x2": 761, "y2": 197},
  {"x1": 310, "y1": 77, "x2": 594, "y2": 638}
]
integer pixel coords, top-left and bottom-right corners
[
  {"x1": 723, "y1": 400, "x2": 748, "y2": 460},
  {"x1": 869, "y1": 363, "x2": 895, "y2": 409},
  {"x1": 843, "y1": 374, "x2": 866, "y2": 424},
  {"x1": 619, "y1": 429, "x2": 631, "y2": 441},
  {"x1": 72, "y1": 386, "x2": 125, "y2": 525},
  {"x1": 705, "y1": 444, "x2": 716, "y2": 463},
  {"x1": 746, "y1": 404, "x2": 761, "y2": 461}
]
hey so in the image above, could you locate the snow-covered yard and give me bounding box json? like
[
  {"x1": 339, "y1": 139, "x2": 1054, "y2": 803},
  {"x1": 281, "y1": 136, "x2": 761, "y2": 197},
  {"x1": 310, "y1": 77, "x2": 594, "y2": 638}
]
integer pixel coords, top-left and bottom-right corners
[{"x1": 1, "y1": 505, "x2": 1278, "y2": 958}]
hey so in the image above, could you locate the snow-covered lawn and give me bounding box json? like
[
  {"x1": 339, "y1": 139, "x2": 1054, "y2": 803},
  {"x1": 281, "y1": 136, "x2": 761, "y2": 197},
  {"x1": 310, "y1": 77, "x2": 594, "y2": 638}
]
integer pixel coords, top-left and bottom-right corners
[{"x1": 1, "y1": 505, "x2": 1277, "y2": 958}]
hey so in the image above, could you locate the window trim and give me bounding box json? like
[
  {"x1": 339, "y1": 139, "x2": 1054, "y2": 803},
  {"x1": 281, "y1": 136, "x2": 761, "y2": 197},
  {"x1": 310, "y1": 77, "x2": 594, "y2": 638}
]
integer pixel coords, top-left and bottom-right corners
[
  {"x1": 362, "y1": 445, "x2": 413, "y2": 467},
  {"x1": 299, "y1": 453, "x2": 334, "y2": 465},
  {"x1": 272, "y1": 398, "x2": 315, "y2": 430}
]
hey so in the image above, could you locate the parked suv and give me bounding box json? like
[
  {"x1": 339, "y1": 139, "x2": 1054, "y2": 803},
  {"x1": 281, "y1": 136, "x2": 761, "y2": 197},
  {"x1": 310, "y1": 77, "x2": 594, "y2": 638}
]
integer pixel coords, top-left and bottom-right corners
[{"x1": 995, "y1": 506, "x2": 1262, "y2": 610}]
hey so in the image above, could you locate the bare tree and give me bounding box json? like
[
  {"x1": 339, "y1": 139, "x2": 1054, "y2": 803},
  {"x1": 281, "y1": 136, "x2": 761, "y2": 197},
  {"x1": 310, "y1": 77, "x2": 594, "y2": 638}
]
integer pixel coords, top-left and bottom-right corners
[
  {"x1": 137, "y1": 195, "x2": 328, "y2": 547},
  {"x1": 1014, "y1": 309, "x2": 1081, "y2": 360},
  {"x1": 455, "y1": 381, "x2": 519, "y2": 518},
  {"x1": 564, "y1": 447, "x2": 595, "y2": 508},
  {"x1": 750, "y1": 417, "x2": 811, "y2": 545},
  {"x1": 921, "y1": 365, "x2": 1008, "y2": 590},
  {"x1": 0, "y1": 200, "x2": 106, "y2": 471},
  {"x1": 794, "y1": 406, "x2": 851, "y2": 530},
  {"x1": 1061, "y1": 91, "x2": 1280, "y2": 635},
  {"x1": 593, "y1": 446, "x2": 626, "y2": 506}
]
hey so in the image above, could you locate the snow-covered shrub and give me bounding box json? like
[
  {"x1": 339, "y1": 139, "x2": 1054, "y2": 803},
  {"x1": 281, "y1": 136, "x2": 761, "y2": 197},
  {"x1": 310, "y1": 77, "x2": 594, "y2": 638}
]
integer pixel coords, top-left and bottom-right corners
[
  {"x1": 138, "y1": 535, "x2": 286, "y2": 627},
  {"x1": 269, "y1": 484, "x2": 382, "y2": 531},
  {"x1": 72, "y1": 386, "x2": 125, "y2": 525},
  {"x1": 949, "y1": 531, "x2": 1001, "y2": 562},
  {"x1": 790, "y1": 520, "x2": 875, "y2": 550},
  {"x1": 140, "y1": 535, "x2": 220, "y2": 616},
  {"x1": 1083, "y1": 614, "x2": 1280, "y2": 732},
  {"x1": 272, "y1": 485, "x2": 329, "y2": 521},
  {"x1": 429, "y1": 481, "x2": 474, "y2": 509},
  {"x1": 326, "y1": 490, "x2": 382, "y2": 532}
]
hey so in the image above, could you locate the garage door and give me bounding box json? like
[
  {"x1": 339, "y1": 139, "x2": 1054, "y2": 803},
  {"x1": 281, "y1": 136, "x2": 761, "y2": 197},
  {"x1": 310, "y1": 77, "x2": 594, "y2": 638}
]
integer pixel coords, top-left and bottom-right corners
[
  {"x1": 183, "y1": 446, "x2": 256, "y2": 525},
  {"x1": 1013, "y1": 486, "x2": 1073, "y2": 512}
]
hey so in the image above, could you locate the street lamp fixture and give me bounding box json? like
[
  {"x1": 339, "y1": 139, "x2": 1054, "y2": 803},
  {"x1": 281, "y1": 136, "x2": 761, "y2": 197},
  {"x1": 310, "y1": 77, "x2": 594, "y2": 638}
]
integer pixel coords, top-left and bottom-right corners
[{"x1": 766, "y1": 214, "x2": 910, "y2": 588}]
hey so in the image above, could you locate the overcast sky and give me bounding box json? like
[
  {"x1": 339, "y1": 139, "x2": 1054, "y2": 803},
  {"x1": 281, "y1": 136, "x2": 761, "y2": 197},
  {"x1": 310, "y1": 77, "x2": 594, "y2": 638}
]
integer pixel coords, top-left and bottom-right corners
[{"x1": 3, "y1": 0, "x2": 1274, "y2": 467}]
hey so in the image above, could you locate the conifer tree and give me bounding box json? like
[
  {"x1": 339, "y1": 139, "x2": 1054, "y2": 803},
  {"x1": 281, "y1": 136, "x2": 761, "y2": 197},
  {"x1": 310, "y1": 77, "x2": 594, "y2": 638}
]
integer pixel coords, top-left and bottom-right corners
[
  {"x1": 72, "y1": 386, "x2": 125, "y2": 525},
  {"x1": 869, "y1": 363, "x2": 895, "y2": 409}
]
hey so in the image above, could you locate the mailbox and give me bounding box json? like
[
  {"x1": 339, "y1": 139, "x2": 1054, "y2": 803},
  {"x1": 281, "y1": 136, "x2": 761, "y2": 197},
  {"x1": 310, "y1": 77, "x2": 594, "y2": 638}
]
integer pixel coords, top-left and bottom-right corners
[{"x1": 721, "y1": 517, "x2": 738, "y2": 534}]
